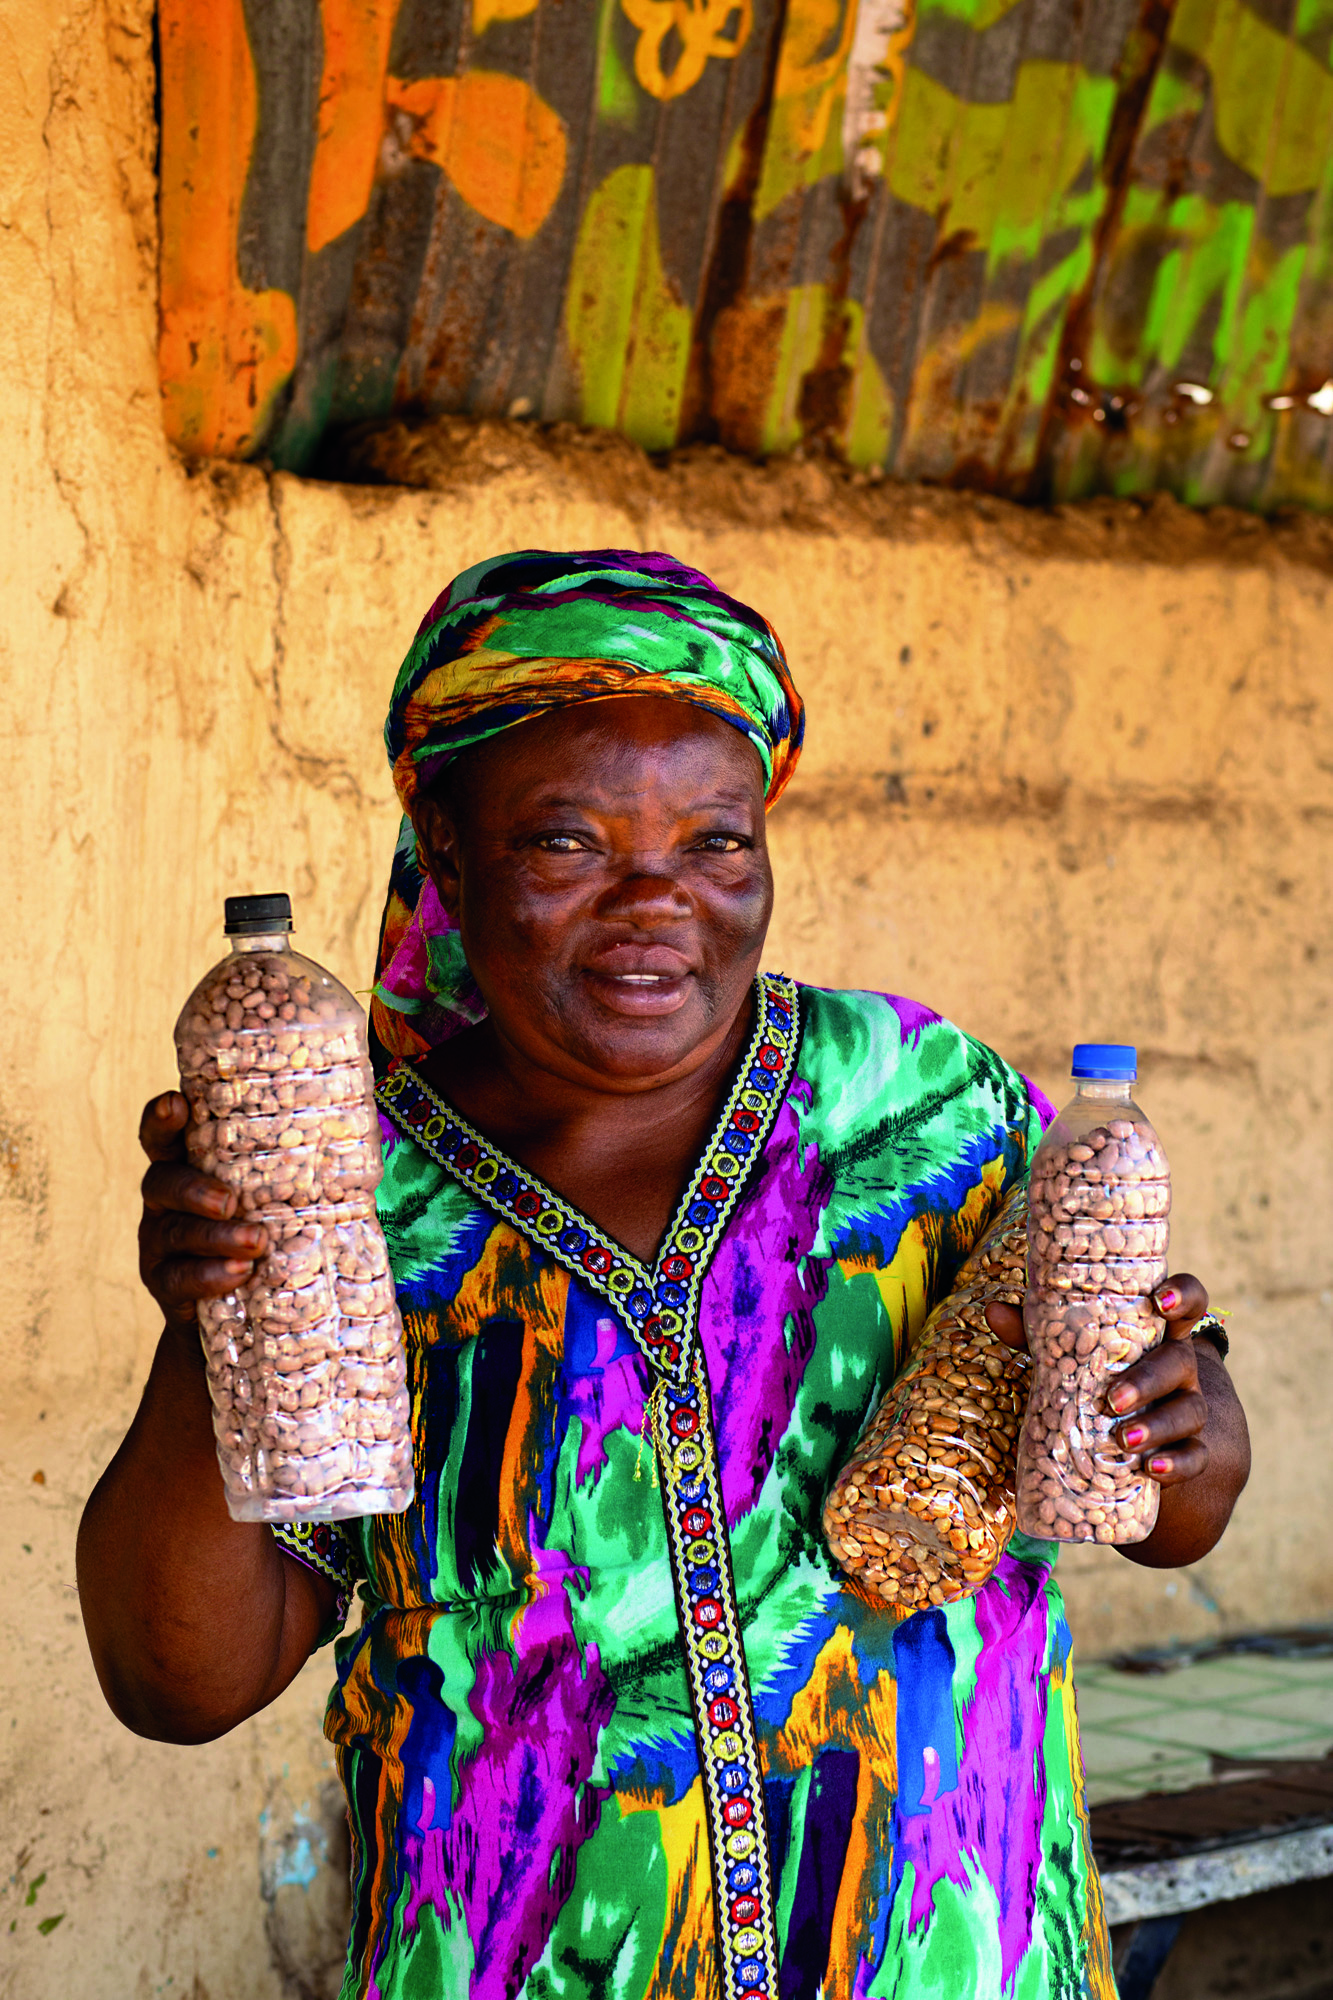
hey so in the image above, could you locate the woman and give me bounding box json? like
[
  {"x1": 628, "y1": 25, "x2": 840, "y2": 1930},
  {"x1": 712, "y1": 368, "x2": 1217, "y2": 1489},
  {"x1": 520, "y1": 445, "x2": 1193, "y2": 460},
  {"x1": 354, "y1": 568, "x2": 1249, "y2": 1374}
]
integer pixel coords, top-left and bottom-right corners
[{"x1": 80, "y1": 551, "x2": 1250, "y2": 2000}]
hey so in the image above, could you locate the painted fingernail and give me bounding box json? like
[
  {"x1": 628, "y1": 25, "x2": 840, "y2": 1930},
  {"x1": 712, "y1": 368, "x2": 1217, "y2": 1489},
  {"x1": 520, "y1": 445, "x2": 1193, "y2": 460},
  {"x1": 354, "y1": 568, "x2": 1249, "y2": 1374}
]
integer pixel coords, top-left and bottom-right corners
[
  {"x1": 224, "y1": 1259, "x2": 252, "y2": 1276},
  {"x1": 1149, "y1": 1456, "x2": 1172, "y2": 1476},
  {"x1": 1122, "y1": 1425, "x2": 1148, "y2": 1449},
  {"x1": 1157, "y1": 1288, "x2": 1179, "y2": 1312},
  {"x1": 1109, "y1": 1385, "x2": 1135, "y2": 1413}
]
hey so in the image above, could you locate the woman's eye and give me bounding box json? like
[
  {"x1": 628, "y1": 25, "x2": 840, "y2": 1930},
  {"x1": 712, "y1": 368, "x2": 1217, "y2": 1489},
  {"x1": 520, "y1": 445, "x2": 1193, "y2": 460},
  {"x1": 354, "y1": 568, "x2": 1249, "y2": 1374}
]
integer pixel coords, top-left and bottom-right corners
[
  {"x1": 697, "y1": 834, "x2": 746, "y2": 853},
  {"x1": 535, "y1": 834, "x2": 587, "y2": 852}
]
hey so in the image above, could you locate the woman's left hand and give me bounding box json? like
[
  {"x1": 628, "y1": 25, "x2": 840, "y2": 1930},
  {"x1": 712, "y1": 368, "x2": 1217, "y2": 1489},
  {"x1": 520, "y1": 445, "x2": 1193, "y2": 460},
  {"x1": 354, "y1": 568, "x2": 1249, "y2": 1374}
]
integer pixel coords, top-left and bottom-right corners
[{"x1": 985, "y1": 1272, "x2": 1251, "y2": 1567}]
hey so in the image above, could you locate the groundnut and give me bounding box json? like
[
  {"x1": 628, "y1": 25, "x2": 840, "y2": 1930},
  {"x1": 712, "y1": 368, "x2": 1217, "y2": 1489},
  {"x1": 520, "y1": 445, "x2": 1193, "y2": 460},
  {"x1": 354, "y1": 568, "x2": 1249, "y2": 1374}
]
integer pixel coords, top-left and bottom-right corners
[
  {"x1": 1016, "y1": 1115, "x2": 1168, "y2": 1545},
  {"x1": 822, "y1": 1186, "x2": 1032, "y2": 1616},
  {"x1": 175, "y1": 938, "x2": 414, "y2": 1525}
]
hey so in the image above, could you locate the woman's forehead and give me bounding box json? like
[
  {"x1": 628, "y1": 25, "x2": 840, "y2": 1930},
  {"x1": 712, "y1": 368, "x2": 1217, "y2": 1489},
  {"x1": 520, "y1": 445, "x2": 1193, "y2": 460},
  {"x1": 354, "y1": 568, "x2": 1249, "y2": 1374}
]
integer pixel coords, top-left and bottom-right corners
[{"x1": 454, "y1": 695, "x2": 768, "y2": 802}]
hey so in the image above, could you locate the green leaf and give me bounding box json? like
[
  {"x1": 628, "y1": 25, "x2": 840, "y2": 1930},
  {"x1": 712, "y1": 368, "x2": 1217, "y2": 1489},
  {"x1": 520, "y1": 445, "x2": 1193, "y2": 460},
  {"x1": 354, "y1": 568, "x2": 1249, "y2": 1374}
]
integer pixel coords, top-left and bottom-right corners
[{"x1": 37, "y1": 1914, "x2": 65, "y2": 1936}]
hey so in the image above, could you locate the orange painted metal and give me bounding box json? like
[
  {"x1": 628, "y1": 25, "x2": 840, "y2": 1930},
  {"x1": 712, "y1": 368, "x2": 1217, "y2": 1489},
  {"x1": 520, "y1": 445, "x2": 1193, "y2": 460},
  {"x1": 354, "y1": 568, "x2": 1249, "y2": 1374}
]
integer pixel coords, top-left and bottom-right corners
[
  {"x1": 158, "y1": 0, "x2": 299, "y2": 457},
  {"x1": 307, "y1": 0, "x2": 403, "y2": 255}
]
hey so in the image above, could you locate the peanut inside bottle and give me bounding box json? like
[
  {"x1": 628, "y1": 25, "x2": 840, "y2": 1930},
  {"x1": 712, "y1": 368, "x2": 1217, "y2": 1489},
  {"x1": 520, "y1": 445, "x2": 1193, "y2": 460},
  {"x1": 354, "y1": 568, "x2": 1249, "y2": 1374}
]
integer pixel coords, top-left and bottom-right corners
[{"x1": 1016, "y1": 1043, "x2": 1169, "y2": 1546}]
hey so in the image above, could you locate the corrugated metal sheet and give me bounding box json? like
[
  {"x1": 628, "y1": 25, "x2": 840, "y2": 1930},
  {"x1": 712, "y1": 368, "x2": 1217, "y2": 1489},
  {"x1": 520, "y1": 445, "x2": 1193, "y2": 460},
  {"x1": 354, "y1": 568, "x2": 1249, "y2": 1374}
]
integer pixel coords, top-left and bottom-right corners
[{"x1": 158, "y1": 0, "x2": 1333, "y2": 507}]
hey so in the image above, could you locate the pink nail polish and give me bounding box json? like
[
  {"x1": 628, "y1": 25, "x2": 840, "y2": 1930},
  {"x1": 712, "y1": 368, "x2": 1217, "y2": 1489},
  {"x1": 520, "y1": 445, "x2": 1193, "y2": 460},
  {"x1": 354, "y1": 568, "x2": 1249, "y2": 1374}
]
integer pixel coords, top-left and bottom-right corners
[
  {"x1": 1157, "y1": 1288, "x2": 1178, "y2": 1312},
  {"x1": 1149, "y1": 1456, "x2": 1171, "y2": 1476},
  {"x1": 1123, "y1": 1425, "x2": 1147, "y2": 1449},
  {"x1": 1109, "y1": 1386, "x2": 1134, "y2": 1413}
]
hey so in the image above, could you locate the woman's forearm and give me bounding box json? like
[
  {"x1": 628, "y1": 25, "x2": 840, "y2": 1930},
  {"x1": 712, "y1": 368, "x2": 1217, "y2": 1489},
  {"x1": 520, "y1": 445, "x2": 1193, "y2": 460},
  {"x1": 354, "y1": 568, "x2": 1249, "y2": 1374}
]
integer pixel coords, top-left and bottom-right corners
[
  {"x1": 1119, "y1": 1343, "x2": 1251, "y2": 1569},
  {"x1": 76, "y1": 1325, "x2": 331, "y2": 1742}
]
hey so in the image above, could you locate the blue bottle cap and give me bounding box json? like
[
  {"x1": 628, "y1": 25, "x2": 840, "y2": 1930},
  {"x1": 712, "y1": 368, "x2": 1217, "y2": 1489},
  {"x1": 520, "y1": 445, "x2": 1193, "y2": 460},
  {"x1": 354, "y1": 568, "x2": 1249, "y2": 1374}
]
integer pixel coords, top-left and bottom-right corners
[{"x1": 1072, "y1": 1043, "x2": 1137, "y2": 1081}]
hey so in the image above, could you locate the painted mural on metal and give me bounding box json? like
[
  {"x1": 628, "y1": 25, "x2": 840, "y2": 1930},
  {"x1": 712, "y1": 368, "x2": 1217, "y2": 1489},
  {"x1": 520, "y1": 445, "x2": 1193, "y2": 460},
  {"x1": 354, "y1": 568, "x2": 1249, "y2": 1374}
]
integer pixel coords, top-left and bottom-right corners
[{"x1": 158, "y1": 0, "x2": 1333, "y2": 508}]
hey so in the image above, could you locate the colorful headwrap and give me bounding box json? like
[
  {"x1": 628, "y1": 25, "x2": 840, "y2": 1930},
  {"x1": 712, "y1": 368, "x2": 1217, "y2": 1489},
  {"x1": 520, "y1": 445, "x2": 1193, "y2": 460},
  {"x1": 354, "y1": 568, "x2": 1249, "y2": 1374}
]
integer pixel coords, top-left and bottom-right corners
[{"x1": 371, "y1": 548, "x2": 804, "y2": 1068}]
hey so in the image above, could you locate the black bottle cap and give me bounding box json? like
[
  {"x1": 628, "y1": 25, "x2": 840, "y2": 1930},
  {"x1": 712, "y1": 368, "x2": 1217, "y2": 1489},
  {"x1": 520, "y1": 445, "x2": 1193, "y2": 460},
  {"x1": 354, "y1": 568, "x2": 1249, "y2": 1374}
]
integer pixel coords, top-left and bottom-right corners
[{"x1": 224, "y1": 893, "x2": 293, "y2": 936}]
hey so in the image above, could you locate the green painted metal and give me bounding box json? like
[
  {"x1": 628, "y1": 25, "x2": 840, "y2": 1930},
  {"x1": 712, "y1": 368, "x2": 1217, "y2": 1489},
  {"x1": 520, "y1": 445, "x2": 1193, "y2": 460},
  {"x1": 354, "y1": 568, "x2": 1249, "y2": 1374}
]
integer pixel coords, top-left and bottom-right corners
[{"x1": 158, "y1": 0, "x2": 1333, "y2": 508}]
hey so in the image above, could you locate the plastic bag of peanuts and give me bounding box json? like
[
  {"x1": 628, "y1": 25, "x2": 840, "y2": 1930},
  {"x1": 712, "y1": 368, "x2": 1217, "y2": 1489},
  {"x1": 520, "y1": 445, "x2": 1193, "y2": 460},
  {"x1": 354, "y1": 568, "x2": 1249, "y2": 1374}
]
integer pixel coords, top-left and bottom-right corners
[
  {"x1": 174, "y1": 894, "x2": 414, "y2": 1523},
  {"x1": 823, "y1": 1185, "x2": 1031, "y2": 1614}
]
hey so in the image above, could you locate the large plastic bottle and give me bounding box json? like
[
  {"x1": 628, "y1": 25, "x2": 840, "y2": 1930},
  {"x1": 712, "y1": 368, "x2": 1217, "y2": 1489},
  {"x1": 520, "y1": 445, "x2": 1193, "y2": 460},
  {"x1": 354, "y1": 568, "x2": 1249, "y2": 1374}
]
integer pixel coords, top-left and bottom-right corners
[
  {"x1": 1016, "y1": 1044, "x2": 1170, "y2": 1545},
  {"x1": 174, "y1": 894, "x2": 414, "y2": 1523}
]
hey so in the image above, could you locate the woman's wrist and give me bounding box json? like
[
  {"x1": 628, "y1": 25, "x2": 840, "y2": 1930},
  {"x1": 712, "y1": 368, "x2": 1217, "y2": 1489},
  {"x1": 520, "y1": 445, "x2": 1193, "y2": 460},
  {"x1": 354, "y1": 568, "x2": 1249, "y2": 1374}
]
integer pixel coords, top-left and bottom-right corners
[{"x1": 155, "y1": 1317, "x2": 208, "y2": 1383}]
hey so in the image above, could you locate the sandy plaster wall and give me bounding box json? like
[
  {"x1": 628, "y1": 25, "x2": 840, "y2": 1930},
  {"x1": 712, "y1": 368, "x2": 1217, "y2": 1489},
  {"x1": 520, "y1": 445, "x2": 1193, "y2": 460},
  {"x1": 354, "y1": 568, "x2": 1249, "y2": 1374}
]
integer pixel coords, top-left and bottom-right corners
[{"x1": 0, "y1": 4, "x2": 1330, "y2": 1995}]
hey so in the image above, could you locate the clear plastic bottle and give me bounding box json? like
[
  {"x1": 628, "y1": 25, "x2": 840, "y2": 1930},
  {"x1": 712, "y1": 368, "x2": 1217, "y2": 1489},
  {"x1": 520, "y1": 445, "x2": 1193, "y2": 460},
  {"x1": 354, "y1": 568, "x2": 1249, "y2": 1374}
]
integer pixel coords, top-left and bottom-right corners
[
  {"x1": 174, "y1": 894, "x2": 414, "y2": 1523},
  {"x1": 1016, "y1": 1044, "x2": 1170, "y2": 1546}
]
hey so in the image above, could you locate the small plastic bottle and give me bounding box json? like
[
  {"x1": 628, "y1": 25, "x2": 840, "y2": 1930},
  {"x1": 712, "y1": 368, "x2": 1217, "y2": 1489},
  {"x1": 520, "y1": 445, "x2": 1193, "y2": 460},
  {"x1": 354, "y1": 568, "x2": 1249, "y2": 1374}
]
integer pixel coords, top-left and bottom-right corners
[
  {"x1": 1016, "y1": 1044, "x2": 1170, "y2": 1546},
  {"x1": 174, "y1": 894, "x2": 414, "y2": 1523}
]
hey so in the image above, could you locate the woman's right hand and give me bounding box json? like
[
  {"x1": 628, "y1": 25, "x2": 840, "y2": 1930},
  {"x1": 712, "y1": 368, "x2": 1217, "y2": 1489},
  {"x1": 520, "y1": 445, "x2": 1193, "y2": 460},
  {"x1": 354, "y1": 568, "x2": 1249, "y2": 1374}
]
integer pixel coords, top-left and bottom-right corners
[{"x1": 138, "y1": 1091, "x2": 267, "y2": 1329}]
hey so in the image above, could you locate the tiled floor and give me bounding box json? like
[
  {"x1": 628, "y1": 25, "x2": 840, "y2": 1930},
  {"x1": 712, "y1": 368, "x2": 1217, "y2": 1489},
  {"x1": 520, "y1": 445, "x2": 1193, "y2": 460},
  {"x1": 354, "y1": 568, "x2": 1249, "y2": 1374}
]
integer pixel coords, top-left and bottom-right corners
[{"x1": 1075, "y1": 1652, "x2": 1333, "y2": 1805}]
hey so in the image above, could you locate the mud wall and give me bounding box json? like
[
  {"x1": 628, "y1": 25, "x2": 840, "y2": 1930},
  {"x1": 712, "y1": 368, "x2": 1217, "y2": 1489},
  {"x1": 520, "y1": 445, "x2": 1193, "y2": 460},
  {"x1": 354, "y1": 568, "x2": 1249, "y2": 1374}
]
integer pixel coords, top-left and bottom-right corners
[{"x1": 1, "y1": 4, "x2": 1329, "y2": 1996}]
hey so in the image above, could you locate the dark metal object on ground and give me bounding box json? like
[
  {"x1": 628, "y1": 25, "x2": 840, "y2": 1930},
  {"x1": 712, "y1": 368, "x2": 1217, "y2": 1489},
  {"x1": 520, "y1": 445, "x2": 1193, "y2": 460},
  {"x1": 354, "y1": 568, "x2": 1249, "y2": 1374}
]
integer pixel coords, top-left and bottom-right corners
[
  {"x1": 1108, "y1": 1624, "x2": 1333, "y2": 1677},
  {"x1": 1092, "y1": 1752, "x2": 1333, "y2": 1869},
  {"x1": 1113, "y1": 1914, "x2": 1185, "y2": 2000},
  {"x1": 1093, "y1": 1750, "x2": 1333, "y2": 1963}
]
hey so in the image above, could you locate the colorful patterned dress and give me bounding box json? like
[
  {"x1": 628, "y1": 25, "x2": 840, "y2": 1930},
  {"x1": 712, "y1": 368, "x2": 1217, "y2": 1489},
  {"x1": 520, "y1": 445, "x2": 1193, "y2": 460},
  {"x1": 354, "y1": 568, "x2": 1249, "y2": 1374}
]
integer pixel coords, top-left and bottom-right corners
[{"x1": 276, "y1": 981, "x2": 1115, "y2": 2000}]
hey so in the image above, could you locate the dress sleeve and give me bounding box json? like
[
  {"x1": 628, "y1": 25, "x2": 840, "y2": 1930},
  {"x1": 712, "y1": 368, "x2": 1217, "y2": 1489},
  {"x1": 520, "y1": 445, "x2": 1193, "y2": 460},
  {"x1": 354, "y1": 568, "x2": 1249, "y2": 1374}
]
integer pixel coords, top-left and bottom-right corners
[
  {"x1": 270, "y1": 1519, "x2": 362, "y2": 1647},
  {"x1": 1004, "y1": 1072, "x2": 1055, "y2": 1195},
  {"x1": 1019, "y1": 1072, "x2": 1057, "y2": 1137}
]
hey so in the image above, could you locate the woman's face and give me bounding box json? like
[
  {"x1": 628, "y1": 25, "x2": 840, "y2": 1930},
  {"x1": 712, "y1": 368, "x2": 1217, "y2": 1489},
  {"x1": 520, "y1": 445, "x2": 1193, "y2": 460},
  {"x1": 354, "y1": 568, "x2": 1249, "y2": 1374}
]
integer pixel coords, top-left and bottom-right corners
[{"x1": 413, "y1": 697, "x2": 774, "y2": 1089}]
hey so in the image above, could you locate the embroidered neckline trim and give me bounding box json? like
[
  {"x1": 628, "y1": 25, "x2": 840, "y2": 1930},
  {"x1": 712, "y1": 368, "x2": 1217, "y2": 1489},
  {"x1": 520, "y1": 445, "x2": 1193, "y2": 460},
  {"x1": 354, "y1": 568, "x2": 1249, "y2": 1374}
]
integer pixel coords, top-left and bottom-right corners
[{"x1": 375, "y1": 972, "x2": 800, "y2": 1388}]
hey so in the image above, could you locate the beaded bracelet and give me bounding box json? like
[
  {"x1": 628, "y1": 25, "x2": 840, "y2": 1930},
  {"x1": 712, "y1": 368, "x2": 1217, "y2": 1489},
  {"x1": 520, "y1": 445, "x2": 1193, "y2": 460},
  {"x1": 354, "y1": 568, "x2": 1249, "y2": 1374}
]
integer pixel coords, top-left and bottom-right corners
[{"x1": 1190, "y1": 1312, "x2": 1230, "y2": 1362}]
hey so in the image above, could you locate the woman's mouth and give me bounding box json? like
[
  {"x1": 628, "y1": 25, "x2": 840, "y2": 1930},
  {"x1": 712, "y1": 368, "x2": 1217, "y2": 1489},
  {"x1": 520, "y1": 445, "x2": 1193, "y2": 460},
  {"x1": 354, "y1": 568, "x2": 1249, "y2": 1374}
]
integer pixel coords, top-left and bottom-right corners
[{"x1": 584, "y1": 947, "x2": 695, "y2": 1014}]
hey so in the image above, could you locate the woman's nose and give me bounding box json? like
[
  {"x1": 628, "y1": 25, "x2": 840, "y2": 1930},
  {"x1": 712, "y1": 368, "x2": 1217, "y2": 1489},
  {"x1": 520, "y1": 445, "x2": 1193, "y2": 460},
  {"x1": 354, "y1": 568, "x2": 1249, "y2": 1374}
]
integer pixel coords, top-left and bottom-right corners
[{"x1": 596, "y1": 865, "x2": 691, "y2": 920}]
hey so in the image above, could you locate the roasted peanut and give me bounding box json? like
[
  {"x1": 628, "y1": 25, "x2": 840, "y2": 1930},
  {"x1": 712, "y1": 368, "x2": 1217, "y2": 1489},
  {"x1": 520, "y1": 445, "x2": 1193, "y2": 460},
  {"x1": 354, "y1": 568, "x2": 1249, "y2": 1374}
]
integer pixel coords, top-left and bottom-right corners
[{"x1": 823, "y1": 1186, "x2": 1031, "y2": 1616}]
